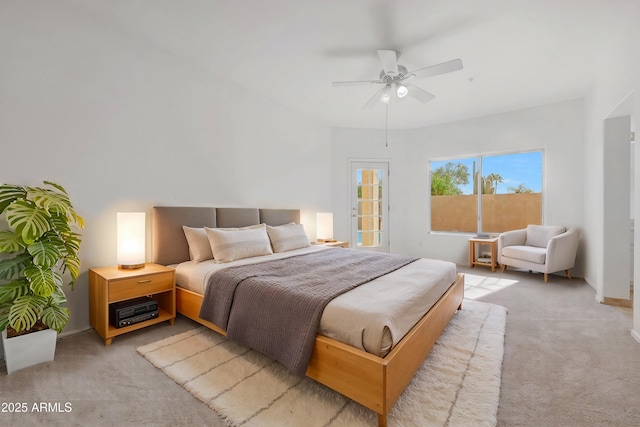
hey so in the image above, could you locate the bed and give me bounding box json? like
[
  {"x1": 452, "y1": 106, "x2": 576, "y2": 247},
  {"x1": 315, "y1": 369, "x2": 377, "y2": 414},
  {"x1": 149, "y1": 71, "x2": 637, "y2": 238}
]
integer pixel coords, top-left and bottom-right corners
[{"x1": 152, "y1": 206, "x2": 464, "y2": 427}]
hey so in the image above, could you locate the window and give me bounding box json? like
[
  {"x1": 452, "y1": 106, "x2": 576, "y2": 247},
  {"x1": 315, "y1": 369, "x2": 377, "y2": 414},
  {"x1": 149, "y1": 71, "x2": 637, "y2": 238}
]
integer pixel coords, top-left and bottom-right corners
[
  {"x1": 430, "y1": 151, "x2": 543, "y2": 234},
  {"x1": 351, "y1": 162, "x2": 389, "y2": 252}
]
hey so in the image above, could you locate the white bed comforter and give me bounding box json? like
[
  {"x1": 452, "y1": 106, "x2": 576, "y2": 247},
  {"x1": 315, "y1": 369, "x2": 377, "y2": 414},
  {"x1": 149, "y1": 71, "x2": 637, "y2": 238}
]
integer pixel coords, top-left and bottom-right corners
[{"x1": 174, "y1": 246, "x2": 457, "y2": 357}]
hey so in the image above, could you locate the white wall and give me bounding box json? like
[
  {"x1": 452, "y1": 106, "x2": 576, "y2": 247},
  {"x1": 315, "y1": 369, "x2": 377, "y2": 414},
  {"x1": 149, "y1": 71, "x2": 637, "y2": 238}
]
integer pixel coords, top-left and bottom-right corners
[
  {"x1": 332, "y1": 99, "x2": 586, "y2": 276},
  {"x1": 580, "y1": 1, "x2": 640, "y2": 338},
  {"x1": 0, "y1": 2, "x2": 332, "y2": 335},
  {"x1": 603, "y1": 115, "x2": 632, "y2": 300}
]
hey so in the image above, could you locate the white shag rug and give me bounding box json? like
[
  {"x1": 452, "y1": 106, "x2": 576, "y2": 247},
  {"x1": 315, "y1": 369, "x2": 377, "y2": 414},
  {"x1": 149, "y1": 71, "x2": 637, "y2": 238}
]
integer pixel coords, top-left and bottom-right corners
[{"x1": 138, "y1": 299, "x2": 506, "y2": 427}]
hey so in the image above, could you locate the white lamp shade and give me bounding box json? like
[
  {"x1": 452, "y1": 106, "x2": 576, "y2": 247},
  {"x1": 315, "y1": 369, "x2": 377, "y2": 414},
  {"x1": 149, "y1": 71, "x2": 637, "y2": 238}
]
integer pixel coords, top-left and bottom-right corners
[
  {"x1": 380, "y1": 85, "x2": 392, "y2": 103},
  {"x1": 396, "y1": 84, "x2": 408, "y2": 98},
  {"x1": 316, "y1": 212, "x2": 334, "y2": 242},
  {"x1": 117, "y1": 212, "x2": 145, "y2": 268}
]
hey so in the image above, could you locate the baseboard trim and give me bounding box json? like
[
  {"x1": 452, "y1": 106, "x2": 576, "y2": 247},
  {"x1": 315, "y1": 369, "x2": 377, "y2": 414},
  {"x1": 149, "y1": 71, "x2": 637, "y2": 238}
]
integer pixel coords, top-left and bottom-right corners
[
  {"x1": 603, "y1": 296, "x2": 633, "y2": 308},
  {"x1": 59, "y1": 327, "x2": 93, "y2": 339},
  {"x1": 631, "y1": 329, "x2": 640, "y2": 344}
]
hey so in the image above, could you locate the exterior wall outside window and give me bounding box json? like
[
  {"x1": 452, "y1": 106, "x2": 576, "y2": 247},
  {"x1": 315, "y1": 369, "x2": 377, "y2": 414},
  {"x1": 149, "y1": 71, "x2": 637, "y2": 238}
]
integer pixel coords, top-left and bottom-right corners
[{"x1": 431, "y1": 193, "x2": 541, "y2": 233}]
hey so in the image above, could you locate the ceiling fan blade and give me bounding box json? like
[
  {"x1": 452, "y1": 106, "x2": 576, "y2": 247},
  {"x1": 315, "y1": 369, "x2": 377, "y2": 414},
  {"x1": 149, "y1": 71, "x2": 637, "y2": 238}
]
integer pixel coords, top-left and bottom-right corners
[
  {"x1": 405, "y1": 84, "x2": 435, "y2": 103},
  {"x1": 407, "y1": 59, "x2": 463, "y2": 80},
  {"x1": 377, "y1": 49, "x2": 399, "y2": 75},
  {"x1": 332, "y1": 79, "x2": 383, "y2": 87},
  {"x1": 363, "y1": 86, "x2": 386, "y2": 109}
]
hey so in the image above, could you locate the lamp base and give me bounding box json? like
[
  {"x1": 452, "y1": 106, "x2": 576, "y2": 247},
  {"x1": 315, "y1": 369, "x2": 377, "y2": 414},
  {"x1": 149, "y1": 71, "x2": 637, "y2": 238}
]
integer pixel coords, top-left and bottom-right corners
[{"x1": 119, "y1": 263, "x2": 145, "y2": 270}]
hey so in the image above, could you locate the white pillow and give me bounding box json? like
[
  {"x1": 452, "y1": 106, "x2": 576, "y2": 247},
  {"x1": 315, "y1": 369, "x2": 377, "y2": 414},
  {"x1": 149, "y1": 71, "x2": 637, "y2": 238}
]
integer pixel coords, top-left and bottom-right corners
[
  {"x1": 266, "y1": 223, "x2": 310, "y2": 253},
  {"x1": 205, "y1": 224, "x2": 273, "y2": 263},
  {"x1": 182, "y1": 226, "x2": 214, "y2": 262}
]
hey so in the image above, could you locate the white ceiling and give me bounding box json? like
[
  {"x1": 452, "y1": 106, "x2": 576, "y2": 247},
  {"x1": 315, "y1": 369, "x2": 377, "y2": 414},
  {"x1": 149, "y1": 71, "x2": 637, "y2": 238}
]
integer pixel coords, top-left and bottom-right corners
[{"x1": 81, "y1": 0, "x2": 636, "y2": 129}]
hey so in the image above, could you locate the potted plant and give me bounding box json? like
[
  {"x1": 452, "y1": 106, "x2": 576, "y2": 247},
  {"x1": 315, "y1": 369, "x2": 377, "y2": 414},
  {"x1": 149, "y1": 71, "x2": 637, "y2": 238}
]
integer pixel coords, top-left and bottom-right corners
[{"x1": 0, "y1": 181, "x2": 84, "y2": 374}]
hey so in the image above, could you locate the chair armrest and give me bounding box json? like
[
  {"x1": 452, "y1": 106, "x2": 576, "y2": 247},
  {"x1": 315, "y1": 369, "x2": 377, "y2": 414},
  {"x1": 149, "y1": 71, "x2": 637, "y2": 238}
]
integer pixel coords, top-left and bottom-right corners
[
  {"x1": 499, "y1": 229, "x2": 527, "y2": 247},
  {"x1": 498, "y1": 229, "x2": 527, "y2": 263},
  {"x1": 545, "y1": 227, "x2": 580, "y2": 272}
]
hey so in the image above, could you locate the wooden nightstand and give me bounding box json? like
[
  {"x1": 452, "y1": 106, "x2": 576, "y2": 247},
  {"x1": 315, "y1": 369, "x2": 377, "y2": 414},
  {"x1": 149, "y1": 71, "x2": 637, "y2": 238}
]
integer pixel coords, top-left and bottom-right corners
[
  {"x1": 318, "y1": 241, "x2": 349, "y2": 248},
  {"x1": 89, "y1": 263, "x2": 176, "y2": 345},
  {"x1": 469, "y1": 237, "x2": 499, "y2": 272}
]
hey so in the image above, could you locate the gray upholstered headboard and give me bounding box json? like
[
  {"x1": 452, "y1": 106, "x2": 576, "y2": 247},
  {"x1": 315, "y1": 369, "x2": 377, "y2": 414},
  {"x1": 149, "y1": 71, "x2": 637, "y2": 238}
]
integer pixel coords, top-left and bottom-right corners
[{"x1": 151, "y1": 206, "x2": 300, "y2": 265}]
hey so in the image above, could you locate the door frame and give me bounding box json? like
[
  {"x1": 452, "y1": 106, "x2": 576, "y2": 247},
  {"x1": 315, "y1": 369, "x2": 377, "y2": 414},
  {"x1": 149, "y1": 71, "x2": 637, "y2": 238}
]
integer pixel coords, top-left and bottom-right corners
[{"x1": 349, "y1": 160, "x2": 390, "y2": 252}]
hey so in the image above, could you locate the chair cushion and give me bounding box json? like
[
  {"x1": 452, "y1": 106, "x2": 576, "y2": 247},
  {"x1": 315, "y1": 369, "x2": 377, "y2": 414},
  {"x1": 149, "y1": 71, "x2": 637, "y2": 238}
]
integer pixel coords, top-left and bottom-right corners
[
  {"x1": 525, "y1": 225, "x2": 565, "y2": 248},
  {"x1": 502, "y1": 245, "x2": 547, "y2": 264}
]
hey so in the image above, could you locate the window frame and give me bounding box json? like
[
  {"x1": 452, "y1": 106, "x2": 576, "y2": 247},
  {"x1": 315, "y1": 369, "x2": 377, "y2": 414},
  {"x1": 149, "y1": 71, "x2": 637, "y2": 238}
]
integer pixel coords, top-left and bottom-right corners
[{"x1": 428, "y1": 149, "x2": 544, "y2": 235}]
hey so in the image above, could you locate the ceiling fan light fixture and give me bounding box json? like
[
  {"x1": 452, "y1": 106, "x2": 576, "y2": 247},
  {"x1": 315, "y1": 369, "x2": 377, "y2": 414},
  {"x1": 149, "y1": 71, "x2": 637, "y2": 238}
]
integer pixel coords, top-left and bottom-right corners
[
  {"x1": 331, "y1": 49, "x2": 463, "y2": 108},
  {"x1": 380, "y1": 85, "x2": 392, "y2": 103},
  {"x1": 396, "y1": 84, "x2": 408, "y2": 98}
]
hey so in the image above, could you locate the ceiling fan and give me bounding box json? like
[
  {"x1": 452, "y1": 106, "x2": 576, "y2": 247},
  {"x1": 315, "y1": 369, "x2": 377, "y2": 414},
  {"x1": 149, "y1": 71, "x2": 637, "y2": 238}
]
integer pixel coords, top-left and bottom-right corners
[{"x1": 332, "y1": 50, "x2": 463, "y2": 109}]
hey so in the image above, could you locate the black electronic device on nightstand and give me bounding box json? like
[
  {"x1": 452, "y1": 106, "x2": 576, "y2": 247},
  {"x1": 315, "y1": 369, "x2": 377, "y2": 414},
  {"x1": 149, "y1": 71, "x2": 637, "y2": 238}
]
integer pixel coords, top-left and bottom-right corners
[{"x1": 109, "y1": 296, "x2": 159, "y2": 328}]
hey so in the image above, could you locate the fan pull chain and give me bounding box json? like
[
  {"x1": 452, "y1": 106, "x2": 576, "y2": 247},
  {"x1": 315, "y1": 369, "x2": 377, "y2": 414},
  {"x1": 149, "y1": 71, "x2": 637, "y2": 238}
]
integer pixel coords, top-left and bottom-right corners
[{"x1": 385, "y1": 103, "x2": 388, "y2": 147}]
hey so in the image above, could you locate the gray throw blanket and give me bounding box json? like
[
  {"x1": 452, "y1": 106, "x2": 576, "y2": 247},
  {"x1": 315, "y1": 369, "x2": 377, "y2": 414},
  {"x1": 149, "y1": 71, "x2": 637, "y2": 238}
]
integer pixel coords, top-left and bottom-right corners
[{"x1": 199, "y1": 248, "x2": 417, "y2": 375}]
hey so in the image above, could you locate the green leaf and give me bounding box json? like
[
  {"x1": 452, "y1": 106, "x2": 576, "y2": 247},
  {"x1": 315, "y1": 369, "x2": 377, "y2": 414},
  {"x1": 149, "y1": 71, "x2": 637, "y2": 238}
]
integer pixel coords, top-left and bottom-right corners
[
  {"x1": 41, "y1": 304, "x2": 69, "y2": 333},
  {"x1": 0, "y1": 307, "x2": 9, "y2": 332},
  {"x1": 0, "y1": 184, "x2": 26, "y2": 215},
  {"x1": 27, "y1": 239, "x2": 61, "y2": 269},
  {"x1": 0, "y1": 253, "x2": 32, "y2": 280},
  {"x1": 43, "y1": 229, "x2": 66, "y2": 250},
  {"x1": 72, "y1": 211, "x2": 86, "y2": 229},
  {"x1": 43, "y1": 181, "x2": 68, "y2": 195},
  {"x1": 61, "y1": 231, "x2": 82, "y2": 256},
  {"x1": 0, "y1": 279, "x2": 30, "y2": 305},
  {"x1": 48, "y1": 208, "x2": 85, "y2": 239},
  {"x1": 8, "y1": 294, "x2": 47, "y2": 333},
  {"x1": 29, "y1": 183, "x2": 85, "y2": 229},
  {"x1": 48, "y1": 213, "x2": 71, "y2": 234},
  {"x1": 50, "y1": 286, "x2": 67, "y2": 305},
  {"x1": 24, "y1": 265, "x2": 61, "y2": 298},
  {"x1": 0, "y1": 230, "x2": 25, "y2": 253},
  {"x1": 6, "y1": 200, "x2": 51, "y2": 244},
  {"x1": 64, "y1": 255, "x2": 81, "y2": 284},
  {"x1": 28, "y1": 186, "x2": 72, "y2": 217}
]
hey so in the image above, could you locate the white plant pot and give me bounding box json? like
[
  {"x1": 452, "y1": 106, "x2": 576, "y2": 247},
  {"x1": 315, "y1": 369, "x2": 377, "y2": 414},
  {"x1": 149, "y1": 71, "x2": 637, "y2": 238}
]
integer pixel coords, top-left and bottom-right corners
[{"x1": 2, "y1": 328, "x2": 57, "y2": 375}]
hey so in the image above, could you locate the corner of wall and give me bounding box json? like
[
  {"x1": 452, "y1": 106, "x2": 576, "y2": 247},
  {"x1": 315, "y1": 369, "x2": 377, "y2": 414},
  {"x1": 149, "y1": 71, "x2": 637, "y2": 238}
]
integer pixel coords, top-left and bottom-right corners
[{"x1": 584, "y1": 276, "x2": 603, "y2": 302}]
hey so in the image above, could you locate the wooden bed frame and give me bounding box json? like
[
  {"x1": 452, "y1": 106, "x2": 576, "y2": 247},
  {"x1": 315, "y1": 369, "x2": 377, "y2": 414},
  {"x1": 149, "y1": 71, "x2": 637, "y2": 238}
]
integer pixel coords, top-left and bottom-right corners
[{"x1": 152, "y1": 206, "x2": 464, "y2": 427}]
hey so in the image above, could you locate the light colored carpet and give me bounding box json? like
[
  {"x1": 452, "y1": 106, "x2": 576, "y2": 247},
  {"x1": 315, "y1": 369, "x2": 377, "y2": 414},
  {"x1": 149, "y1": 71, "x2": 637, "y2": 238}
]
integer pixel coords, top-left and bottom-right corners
[{"x1": 137, "y1": 299, "x2": 506, "y2": 427}]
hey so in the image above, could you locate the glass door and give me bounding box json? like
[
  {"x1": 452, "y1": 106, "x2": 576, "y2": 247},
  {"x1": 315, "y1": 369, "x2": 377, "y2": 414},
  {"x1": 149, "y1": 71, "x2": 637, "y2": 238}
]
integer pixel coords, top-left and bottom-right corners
[{"x1": 350, "y1": 161, "x2": 389, "y2": 252}]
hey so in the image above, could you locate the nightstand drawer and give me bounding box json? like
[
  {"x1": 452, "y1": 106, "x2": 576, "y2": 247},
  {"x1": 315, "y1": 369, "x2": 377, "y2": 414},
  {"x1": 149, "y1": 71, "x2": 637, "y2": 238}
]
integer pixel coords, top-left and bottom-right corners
[{"x1": 108, "y1": 272, "x2": 173, "y2": 302}]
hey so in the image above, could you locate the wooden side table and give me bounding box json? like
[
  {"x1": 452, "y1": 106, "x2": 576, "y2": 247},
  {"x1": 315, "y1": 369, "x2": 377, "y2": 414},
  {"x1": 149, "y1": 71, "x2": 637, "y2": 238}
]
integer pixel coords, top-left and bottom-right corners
[
  {"x1": 469, "y1": 237, "x2": 499, "y2": 272},
  {"x1": 314, "y1": 240, "x2": 350, "y2": 248},
  {"x1": 89, "y1": 263, "x2": 176, "y2": 345},
  {"x1": 322, "y1": 241, "x2": 349, "y2": 248}
]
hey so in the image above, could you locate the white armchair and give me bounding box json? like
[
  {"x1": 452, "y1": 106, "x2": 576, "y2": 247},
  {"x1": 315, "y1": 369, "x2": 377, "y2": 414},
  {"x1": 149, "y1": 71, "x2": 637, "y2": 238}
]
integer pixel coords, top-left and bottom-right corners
[{"x1": 498, "y1": 225, "x2": 580, "y2": 282}]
